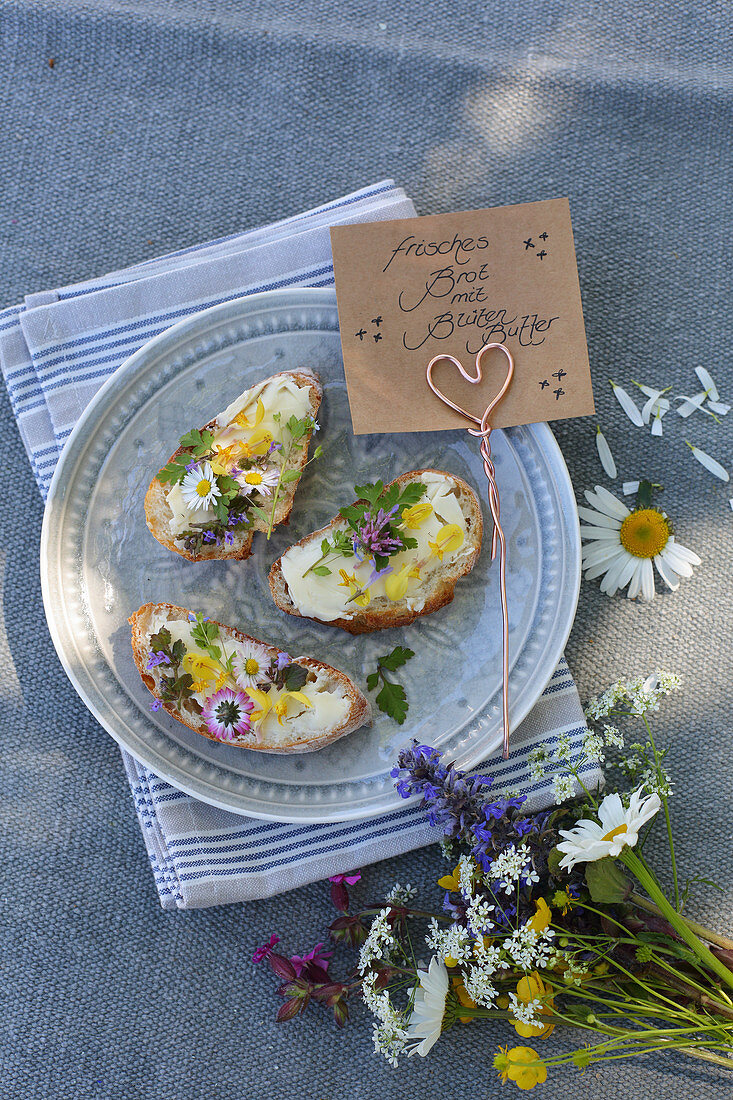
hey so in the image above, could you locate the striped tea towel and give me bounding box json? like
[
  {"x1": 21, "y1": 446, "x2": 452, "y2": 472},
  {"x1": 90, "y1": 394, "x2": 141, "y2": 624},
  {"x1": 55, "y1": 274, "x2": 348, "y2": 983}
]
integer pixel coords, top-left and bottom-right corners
[{"x1": 0, "y1": 180, "x2": 599, "y2": 908}]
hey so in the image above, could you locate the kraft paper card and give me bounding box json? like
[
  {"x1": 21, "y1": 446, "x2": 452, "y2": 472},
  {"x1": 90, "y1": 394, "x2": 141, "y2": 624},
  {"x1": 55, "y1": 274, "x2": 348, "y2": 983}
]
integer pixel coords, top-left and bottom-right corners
[{"x1": 330, "y1": 198, "x2": 595, "y2": 434}]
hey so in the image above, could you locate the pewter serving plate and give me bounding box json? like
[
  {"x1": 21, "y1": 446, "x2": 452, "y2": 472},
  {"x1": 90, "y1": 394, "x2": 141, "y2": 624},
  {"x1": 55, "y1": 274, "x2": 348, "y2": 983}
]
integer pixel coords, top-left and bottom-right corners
[{"x1": 41, "y1": 288, "x2": 580, "y2": 823}]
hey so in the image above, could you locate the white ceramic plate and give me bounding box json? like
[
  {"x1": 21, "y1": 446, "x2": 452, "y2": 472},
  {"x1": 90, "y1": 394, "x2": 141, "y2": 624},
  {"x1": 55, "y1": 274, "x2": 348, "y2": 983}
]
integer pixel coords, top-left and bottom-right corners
[{"x1": 41, "y1": 288, "x2": 580, "y2": 822}]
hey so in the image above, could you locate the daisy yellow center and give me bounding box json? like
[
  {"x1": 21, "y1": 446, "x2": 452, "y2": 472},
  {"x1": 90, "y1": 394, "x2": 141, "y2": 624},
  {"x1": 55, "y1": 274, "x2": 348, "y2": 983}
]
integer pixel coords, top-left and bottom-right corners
[
  {"x1": 619, "y1": 509, "x2": 670, "y2": 558},
  {"x1": 196, "y1": 478, "x2": 212, "y2": 497},
  {"x1": 244, "y1": 471, "x2": 263, "y2": 485},
  {"x1": 602, "y1": 824, "x2": 628, "y2": 842},
  {"x1": 244, "y1": 658, "x2": 260, "y2": 675}
]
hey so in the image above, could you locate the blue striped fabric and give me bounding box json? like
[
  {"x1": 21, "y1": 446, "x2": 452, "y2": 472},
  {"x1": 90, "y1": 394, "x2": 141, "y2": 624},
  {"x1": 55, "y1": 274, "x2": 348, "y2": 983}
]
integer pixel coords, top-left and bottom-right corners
[{"x1": 0, "y1": 180, "x2": 598, "y2": 908}]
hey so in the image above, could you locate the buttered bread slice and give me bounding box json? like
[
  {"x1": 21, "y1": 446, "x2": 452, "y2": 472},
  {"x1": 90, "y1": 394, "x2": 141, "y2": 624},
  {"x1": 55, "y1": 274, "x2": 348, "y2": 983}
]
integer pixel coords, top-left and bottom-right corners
[
  {"x1": 269, "y1": 470, "x2": 483, "y2": 634},
  {"x1": 129, "y1": 603, "x2": 370, "y2": 753},
  {"x1": 145, "y1": 369, "x2": 322, "y2": 561}
]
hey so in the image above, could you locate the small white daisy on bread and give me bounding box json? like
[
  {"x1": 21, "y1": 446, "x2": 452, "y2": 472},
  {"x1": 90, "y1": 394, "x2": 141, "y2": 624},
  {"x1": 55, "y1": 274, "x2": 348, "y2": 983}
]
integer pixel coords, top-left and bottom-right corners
[
  {"x1": 268, "y1": 469, "x2": 483, "y2": 634},
  {"x1": 129, "y1": 603, "x2": 370, "y2": 754},
  {"x1": 144, "y1": 369, "x2": 322, "y2": 562}
]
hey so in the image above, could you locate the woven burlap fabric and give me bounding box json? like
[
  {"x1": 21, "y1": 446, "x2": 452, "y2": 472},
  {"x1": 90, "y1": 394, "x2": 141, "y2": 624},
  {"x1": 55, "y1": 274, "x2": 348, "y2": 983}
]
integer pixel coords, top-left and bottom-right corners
[{"x1": 1, "y1": 2, "x2": 731, "y2": 1097}]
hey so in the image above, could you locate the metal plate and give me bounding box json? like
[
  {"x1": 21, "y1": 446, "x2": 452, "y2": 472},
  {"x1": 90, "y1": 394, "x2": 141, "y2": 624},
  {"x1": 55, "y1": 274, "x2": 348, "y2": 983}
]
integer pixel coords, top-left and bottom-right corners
[{"x1": 41, "y1": 288, "x2": 580, "y2": 822}]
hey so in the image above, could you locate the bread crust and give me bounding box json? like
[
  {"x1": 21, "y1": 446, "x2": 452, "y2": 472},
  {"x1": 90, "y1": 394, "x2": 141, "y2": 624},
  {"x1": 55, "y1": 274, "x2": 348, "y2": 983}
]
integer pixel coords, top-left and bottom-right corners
[
  {"x1": 144, "y1": 370, "x2": 322, "y2": 562},
  {"x1": 129, "y1": 602, "x2": 371, "y2": 753},
  {"x1": 268, "y1": 469, "x2": 483, "y2": 634}
]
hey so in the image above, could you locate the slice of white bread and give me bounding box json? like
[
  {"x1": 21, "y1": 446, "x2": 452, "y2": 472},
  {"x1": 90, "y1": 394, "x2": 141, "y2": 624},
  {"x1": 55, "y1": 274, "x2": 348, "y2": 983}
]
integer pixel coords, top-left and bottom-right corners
[
  {"x1": 129, "y1": 602, "x2": 371, "y2": 754},
  {"x1": 269, "y1": 469, "x2": 483, "y2": 634},
  {"x1": 145, "y1": 369, "x2": 322, "y2": 562}
]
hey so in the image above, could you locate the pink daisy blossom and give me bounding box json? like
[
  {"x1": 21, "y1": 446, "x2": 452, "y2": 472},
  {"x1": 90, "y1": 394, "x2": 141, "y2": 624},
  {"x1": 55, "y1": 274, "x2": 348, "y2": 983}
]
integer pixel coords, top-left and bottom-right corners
[{"x1": 202, "y1": 687, "x2": 254, "y2": 741}]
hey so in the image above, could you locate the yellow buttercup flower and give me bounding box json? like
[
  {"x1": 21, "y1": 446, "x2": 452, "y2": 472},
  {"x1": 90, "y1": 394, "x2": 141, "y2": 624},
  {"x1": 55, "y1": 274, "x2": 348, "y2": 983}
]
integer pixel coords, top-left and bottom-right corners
[
  {"x1": 401, "y1": 502, "x2": 433, "y2": 529},
  {"x1": 338, "y1": 569, "x2": 370, "y2": 608},
  {"x1": 494, "y1": 1046, "x2": 547, "y2": 1090},
  {"x1": 513, "y1": 972, "x2": 555, "y2": 1039},
  {"x1": 527, "y1": 898, "x2": 552, "y2": 935},
  {"x1": 437, "y1": 864, "x2": 462, "y2": 892},
  {"x1": 450, "y1": 975, "x2": 476, "y2": 1024},
  {"x1": 428, "y1": 523, "x2": 464, "y2": 560}
]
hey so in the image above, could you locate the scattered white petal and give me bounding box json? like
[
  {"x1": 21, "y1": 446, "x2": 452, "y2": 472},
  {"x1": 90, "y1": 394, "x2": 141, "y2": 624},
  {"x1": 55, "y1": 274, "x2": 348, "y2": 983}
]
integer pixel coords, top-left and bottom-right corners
[
  {"x1": 730, "y1": 499, "x2": 733, "y2": 511},
  {"x1": 610, "y1": 381, "x2": 644, "y2": 426},
  {"x1": 676, "y1": 392, "x2": 713, "y2": 418},
  {"x1": 622, "y1": 481, "x2": 639, "y2": 496},
  {"x1": 686, "y1": 442, "x2": 730, "y2": 482},
  {"x1": 634, "y1": 383, "x2": 663, "y2": 399},
  {"x1": 639, "y1": 390, "x2": 671, "y2": 424},
  {"x1": 650, "y1": 414, "x2": 663, "y2": 436},
  {"x1": 595, "y1": 426, "x2": 617, "y2": 478},
  {"x1": 708, "y1": 401, "x2": 730, "y2": 416},
  {"x1": 695, "y1": 366, "x2": 720, "y2": 403}
]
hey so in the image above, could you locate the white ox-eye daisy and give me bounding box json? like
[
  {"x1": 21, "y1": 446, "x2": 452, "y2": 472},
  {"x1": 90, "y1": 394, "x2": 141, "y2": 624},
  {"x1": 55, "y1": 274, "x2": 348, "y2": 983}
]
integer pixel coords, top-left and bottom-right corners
[
  {"x1": 405, "y1": 957, "x2": 449, "y2": 1057},
  {"x1": 180, "y1": 461, "x2": 221, "y2": 511},
  {"x1": 579, "y1": 485, "x2": 701, "y2": 599},
  {"x1": 557, "y1": 786, "x2": 662, "y2": 870}
]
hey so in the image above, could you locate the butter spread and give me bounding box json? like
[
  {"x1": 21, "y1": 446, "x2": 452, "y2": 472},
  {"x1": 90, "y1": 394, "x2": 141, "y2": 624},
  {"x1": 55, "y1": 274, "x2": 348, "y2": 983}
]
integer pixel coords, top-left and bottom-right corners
[
  {"x1": 146, "y1": 610, "x2": 350, "y2": 744},
  {"x1": 279, "y1": 472, "x2": 472, "y2": 621},
  {"x1": 165, "y1": 374, "x2": 313, "y2": 543}
]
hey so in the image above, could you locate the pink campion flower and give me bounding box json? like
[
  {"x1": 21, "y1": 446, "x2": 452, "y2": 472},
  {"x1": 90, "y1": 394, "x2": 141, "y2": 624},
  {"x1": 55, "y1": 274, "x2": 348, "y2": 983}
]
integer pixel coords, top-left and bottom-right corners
[
  {"x1": 329, "y1": 871, "x2": 361, "y2": 912},
  {"x1": 289, "y1": 942, "x2": 333, "y2": 976},
  {"x1": 252, "y1": 933, "x2": 280, "y2": 964}
]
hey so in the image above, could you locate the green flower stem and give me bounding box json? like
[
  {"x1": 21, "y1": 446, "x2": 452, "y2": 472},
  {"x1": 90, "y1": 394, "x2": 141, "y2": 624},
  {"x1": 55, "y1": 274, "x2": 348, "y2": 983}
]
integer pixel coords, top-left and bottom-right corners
[
  {"x1": 641, "y1": 713, "x2": 679, "y2": 909},
  {"x1": 622, "y1": 849, "x2": 733, "y2": 992},
  {"x1": 629, "y1": 891, "x2": 733, "y2": 955}
]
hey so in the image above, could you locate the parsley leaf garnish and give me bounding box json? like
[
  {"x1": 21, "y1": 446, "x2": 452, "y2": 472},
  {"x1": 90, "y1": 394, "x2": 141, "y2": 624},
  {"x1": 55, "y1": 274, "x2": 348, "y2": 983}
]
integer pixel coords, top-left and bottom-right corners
[{"x1": 366, "y1": 646, "x2": 415, "y2": 724}]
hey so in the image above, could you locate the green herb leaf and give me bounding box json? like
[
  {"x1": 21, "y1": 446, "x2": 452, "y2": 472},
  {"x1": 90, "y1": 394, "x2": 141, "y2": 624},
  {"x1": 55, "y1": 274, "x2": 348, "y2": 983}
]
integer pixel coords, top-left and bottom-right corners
[
  {"x1": 249, "y1": 504, "x2": 271, "y2": 525},
  {"x1": 378, "y1": 646, "x2": 415, "y2": 672},
  {"x1": 365, "y1": 671, "x2": 380, "y2": 692},
  {"x1": 170, "y1": 638, "x2": 187, "y2": 663},
  {"x1": 311, "y1": 565, "x2": 332, "y2": 576},
  {"x1": 354, "y1": 481, "x2": 385, "y2": 507},
  {"x1": 179, "y1": 427, "x2": 214, "y2": 452},
  {"x1": 150, "y1": 627, "x2": 172, "y2": 651},
  {"x1": 375, "y1": 680, "x2": 409, "y2": 725},
  {"x1": 401, "y1": 534, "x2": 418, "y2": 550},
  {"x1": 284, "y1": 664, "x2": 309, "y2": 692},
  {"x1": 281, "y1": 469, "x2": 302, "y2": 485},
  {"x1": 157, "y1": 455, "x2": 190, "y2": 485}
]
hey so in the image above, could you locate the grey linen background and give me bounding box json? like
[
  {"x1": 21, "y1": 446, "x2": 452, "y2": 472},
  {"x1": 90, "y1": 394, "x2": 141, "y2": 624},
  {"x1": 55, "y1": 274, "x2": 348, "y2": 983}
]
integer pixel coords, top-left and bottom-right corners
[{"x1": 1, "y1": 2, "x2": 732, "y2": 1098}]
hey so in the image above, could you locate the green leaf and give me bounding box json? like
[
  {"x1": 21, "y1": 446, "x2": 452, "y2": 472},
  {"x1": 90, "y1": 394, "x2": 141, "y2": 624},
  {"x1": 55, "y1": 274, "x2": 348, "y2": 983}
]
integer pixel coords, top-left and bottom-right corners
[
  {"x1": 353, "y1": 481, "x2": 384, "y2": 507},
  {"x1": 378, "y1": 646, "x2": 415, "y2": 672},
  {"x1": 249, "y1": 504, "x2": 270, "y2": 525},
  {"x1": 375, "y1": 680, "x2": 408, "y2": 725},
  {"x1": 547, "y1": 847, "x2": 564, "y2": 875},
  {"x1": 281, "y1": 469, "x2": 302, "y2": 485},
  {"x1": 179, "y1": 427, "x2": 214, "y2": 452},
  {"x1": 585, "y1": 858, "x2": 632, "y2": 904},
  {"x1": 635, "y1": 479, "x2": 654, "y2": 510},
  {"x1": 396, "y1": 482, "x2": 427, "y2": 510},
  {"x1": 365, "y1": 672, "x2": 380, "y2": 692},
  {"x1": 170, "y1": 638, "x2": 187, "y2": 664},
  {"x1": 321, "y1": 538, "x2": 331, "y2": 555},
  {"x1": 284, "y1": 664, "x2": 309, "y2": 692},
  {"x1": 157, "y1": 455, "x2": 190, "y2": 485},
  {"x1": 311, "y1": 565, "x2": 332, "y2": 576},
  {"x1": 150, "y1": 627, "x2": 171, "y2": 651},
  {"x1": 401, "y1": 535, "x2": 418, "y2": 550},
  {"x1": 216, "y1": 475, "x2": 240, "y2": 496},
  {"x1": 339, "y1": 504, "x2": 367, "y2": 529}
]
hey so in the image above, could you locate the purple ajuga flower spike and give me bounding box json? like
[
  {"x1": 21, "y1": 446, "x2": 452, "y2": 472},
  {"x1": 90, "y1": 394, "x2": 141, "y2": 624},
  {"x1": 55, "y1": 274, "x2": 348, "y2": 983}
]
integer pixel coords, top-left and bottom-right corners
[
  {"x1": 252, "y1": 933, "x2": 280, "y2": 964},
  {"x1": 146, "y1": 651, "x2": 171, "y2": 670}
]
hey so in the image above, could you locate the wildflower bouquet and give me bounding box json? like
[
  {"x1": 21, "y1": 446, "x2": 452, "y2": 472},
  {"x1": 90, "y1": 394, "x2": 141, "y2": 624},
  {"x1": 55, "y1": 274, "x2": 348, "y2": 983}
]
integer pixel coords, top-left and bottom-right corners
[{"x1": 256, "y1": 673, "x2": 733, "y2": 1088}]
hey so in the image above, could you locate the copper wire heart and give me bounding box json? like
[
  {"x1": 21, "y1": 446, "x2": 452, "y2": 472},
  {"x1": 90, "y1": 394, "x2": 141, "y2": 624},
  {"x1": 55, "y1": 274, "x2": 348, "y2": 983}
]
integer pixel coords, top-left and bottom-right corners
[{"x1": 426, "y1": 342, "x2": 514, "y2": 431}]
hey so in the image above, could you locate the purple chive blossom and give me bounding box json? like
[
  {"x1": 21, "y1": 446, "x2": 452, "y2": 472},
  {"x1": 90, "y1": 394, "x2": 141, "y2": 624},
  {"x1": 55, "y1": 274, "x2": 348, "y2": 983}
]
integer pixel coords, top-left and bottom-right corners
[
  {"x1": 150, "y1": 699, "x2": 162, "y2": 712},
  {"x1": 252, "y1": 934, "x2": 280, "y2": 964},
  {"x1": 353, "y1": 506, "x2": 404, "y2": 558},
  {"x1": 146, "y1": 651, "x2": 171, "y2": 670}
]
